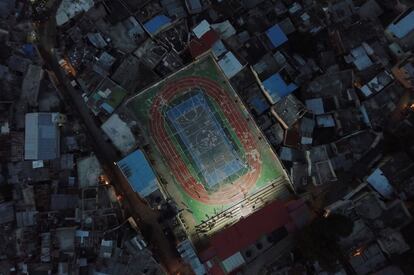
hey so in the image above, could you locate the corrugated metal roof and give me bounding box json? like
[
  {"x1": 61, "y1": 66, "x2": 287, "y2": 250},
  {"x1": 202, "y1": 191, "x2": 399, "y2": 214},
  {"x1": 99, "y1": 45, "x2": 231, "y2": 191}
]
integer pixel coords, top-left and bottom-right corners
[
  {"x1": 177, "y1": 239, "x2": 206, "y2": 275},
  {"x1": 211, "y1": 40, "x2": 227, "y2": 58},
  {"x1": 0, "y1": 202, "x2": 15, "y2": 224},
  {"x1": 305, "y1": 98, "x2": 325, "y2": 114},
  {"x1": 211, "y1": 20, "x2": 236, "y2": 39},
  {"x1": 387, "y1": 9, "x2": 414, "y2": 39},
  {"x1": 186, "y1": 0, "x2": 202, "y2": 12},
  {"x1": 25, "y1": 113, "x2": 60, "y2": 160},
  {"x1": 117, "y1": 150, "x2": 159, "y2": 198},
  {"x1": 192, "y1": 19, "x2": 210, "y2": 38},
  {"x1": 367, "y1": 168, "x2": 395, "y2": 199},
  {"x1": 218, "y1": 51, "x2": 243, "y2": 79},
  {"x1": 222, "y1": 252, "x2": 245, "y2": 273},
  {"x1": 262, "y1": 73, "x2": 297, "y2": 103},
  {"x1": 316, "y1": 114, "x2": 335, "y2": 127},
  {"x1": 189, "y1": 29, "x2": 219, "y2": 58},
  {"x1": 25, "y1": 113, "x2": 39, "y2": 160}
]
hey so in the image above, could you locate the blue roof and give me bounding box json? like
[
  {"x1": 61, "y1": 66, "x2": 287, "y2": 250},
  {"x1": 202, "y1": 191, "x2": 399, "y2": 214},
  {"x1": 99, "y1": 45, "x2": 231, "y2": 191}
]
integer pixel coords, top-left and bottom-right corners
[
  {"x1": 305, "y1": 98, "x2": 325, "y2": 115},
  {"x1": 117, "y1": 150, "x2": 158, "y2": 198},
  {"x1": 248, "y1": 95, "x2": 269, "y2": 115},
  {"x1": 367, "y1": 168, "x2": 394, "y2": 199},
  {"x1": 22, "y1": 44, "x2": 35, "y2": 58},
  {"x1": 265, "y1": 24, "x2": 288, "y2": 48},
  {"x1": 387, "y1": 9, "x2": 414, "y2": 39},
  {"x1": 262, "y1": 73, "x2": 297, "y2": 103},
  {"x1": 144, "y1": 15, "x2": 172, "y2": 35},
  {"x1": 100, "y1": 103, "x2": 114, "y2": 114}
]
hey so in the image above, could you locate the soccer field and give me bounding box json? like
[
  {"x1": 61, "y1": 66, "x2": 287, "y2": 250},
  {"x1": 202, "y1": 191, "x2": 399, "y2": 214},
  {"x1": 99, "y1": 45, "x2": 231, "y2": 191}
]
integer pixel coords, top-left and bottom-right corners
[{"x1": 126, "y1": 54, "x2": 290, "y2": 239}]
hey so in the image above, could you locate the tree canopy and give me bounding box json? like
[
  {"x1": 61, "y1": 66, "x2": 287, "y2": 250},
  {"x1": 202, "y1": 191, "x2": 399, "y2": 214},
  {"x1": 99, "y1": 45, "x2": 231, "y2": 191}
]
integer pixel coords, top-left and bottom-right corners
[{"x1": 295, "y1": 213, "x2": 354, "y2": 271}]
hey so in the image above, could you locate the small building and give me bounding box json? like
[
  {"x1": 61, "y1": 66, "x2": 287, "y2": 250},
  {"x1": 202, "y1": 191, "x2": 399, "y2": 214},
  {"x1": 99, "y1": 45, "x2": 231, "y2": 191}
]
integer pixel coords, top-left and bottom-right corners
[
  {"x1": 189, "y1": 29, "x2": 220, "y2": 59},
  {"x1": 16, "y1": 210, "x2": 38, "y2": 228},
  {"x1": 185, "y1": 0, "x2": 203, "y2": 14},
  {"x1": 24, "y1": 113, "x2": 60, "y2": 160},
  {"x1": 344, "y1": 44, "x2": 374, "y2": 71},
  {"x1": 111, "y1": 54, "x2": 159, "y2": 93},
  {"x1": 99, "y1": 240, "x2": 114, "y2": 258},
  {"x1": 306, "y1": 145, "x2": 337, "y2": 186},
  {"x1": 265, "y1": 24, "x2": 288, "y2": 49},
  {"x1": 117, "y1": 150, "x2": 159, "y2": 200},
  {"x1": 143, "y1": 14, "x2": 172, "y2": 35},
  {"x1": 211, "y1": 20, "x2": 236, "y2": 40},
  {"x1": 86, "y1": 32, "x2": 107, "y2": 49},
  {"x1": 349, "y1": 242, "x2": 387, "y2": 275},
  {"x1": 77, "y1": 155, "x2": 103, "y2": 188},
  {"x1": 358, "y1": 0, "x2": 383, "y2": 19},
  {"x1": 134, "y1": 39, "x2": 168, "y2": 69},
  {"x1": 177, "y1": 239, "x2": 206, "y2": 275},
  {"x1": 385, "y1": 8, "x2": 414, "y2": 49},
  {"x1": 305, "y1": 98, "x2": 324, "y2": 115},
  {"x1": 161, "y1": 0, "x2": 187, "y2": 18},
  {"x1": 246, "y1": 93, "x2": 270, "y2": 116},
  {"x1": 0, "y1": 202, "x2": 15, "y2": 224},
  {"x1": 327, "y1": 0, "x2": 355, "y2": 23},
  {"x1": 366, "y1": 168, "x2": 395, "y2": 200},
  {"x1": 359, "y1": 70, "x2": 394, "y2": 98},
  {"x1": 391, "y1": 55, "x2": 414, "y2": 89},
  {"x1": 87, "y1": 78, "x2": 128, "y2": 116},
  {"x1": 192, "y1": 19, "x2": 210, "y2": 38},
  {"x1": 101, "y1": 114, "x2": 137, "y2": 155},
  {"x1": 271, "y1": 94, "x2": 306, "y2": 129},
  {"x1": 362, "y1": 82, "x2": 405, "y2": 128},
  {"x1": 262, "y1": 73, "x2": 298, "y2": 104},
  {"x1": 56, "y1": 0, "x2": 94, "y2": 26},
  {"x1": 21, "y1": 65, "x2": 44, "y2": 107},
  {"x1": 218, "y1": 51, "x2": 243, "y2": 79}
]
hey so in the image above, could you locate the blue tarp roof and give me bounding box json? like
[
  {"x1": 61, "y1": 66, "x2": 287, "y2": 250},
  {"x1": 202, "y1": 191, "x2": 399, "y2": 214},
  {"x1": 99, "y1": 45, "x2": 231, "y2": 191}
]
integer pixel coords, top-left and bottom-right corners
[
  {"x1": 117, "y1": 150, "x2": 158, "y2": 198},
  {"x1": 265, "y1": 24, "x2": 288, "y2": 48},
  {"x1": 262, "y1": 73, "x2": 297, "y2": 103},
  {"x1": 144, "y1": 15, "x2": 172, "y2": 34}
]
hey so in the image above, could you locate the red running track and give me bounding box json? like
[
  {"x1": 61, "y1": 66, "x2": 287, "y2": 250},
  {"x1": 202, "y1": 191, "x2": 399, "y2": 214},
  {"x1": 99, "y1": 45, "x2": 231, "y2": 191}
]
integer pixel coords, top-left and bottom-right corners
[{"x1": 149, "y1": 76, "x2": 261, "y2": 205}]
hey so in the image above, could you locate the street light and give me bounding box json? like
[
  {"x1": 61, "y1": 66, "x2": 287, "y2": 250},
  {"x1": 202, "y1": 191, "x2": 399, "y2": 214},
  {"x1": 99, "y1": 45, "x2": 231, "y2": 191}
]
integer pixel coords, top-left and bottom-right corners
[{"x1": 99, "y1": 175, "x2": 110, "y2": 185}]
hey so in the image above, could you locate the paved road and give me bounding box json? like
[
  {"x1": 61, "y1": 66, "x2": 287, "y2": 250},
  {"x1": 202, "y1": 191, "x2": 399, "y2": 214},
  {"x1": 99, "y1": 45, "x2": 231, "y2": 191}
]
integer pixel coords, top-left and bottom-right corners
[{"x1": 36, "y1": 19, "x2": 188, "y2": 275}]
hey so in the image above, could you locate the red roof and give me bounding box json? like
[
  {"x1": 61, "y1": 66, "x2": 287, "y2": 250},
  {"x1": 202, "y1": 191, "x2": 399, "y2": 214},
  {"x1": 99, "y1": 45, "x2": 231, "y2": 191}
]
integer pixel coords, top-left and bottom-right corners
[
  {"x1": 189, "y1": 30, "x2": 220, "y2": 58},
  {"x1": 209, "y1": 200, "x2": 293, "y2": 260}
]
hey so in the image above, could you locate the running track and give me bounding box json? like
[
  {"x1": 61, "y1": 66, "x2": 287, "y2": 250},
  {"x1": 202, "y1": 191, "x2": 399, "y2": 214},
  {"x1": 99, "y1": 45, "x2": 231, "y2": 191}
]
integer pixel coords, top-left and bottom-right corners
[{"x1": 149, "y1": 76, "x2": 261, "y2": 205}]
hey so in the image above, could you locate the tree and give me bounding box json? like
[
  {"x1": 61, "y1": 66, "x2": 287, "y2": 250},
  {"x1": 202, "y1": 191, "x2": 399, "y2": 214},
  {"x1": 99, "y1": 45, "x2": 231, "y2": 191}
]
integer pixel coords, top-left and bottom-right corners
[{"x1": 295, "y1": 214, "x2": 354, "y2": 271}]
